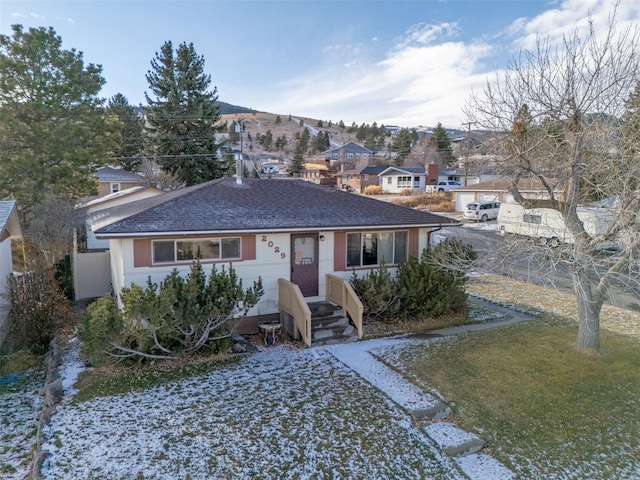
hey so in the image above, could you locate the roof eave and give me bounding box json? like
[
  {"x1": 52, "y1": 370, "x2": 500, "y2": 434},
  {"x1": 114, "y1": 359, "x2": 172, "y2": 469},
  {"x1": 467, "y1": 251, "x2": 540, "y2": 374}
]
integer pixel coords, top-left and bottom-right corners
[{"x1": 95, "y1": 222, "x2": 461, "y2": 239}]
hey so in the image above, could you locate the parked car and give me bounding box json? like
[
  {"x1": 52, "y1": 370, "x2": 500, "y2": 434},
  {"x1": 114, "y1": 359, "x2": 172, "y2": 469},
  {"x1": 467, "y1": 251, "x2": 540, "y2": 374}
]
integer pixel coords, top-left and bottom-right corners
[
  {"x1": 261, "y1": 165, "x2": 280, "y2": 174},
  {"x1": 463, "y1": 201, "x2": 501, "y2": 222},
  {"x1": 437, "y1": 181, "x2": 462, "y2": 192}
]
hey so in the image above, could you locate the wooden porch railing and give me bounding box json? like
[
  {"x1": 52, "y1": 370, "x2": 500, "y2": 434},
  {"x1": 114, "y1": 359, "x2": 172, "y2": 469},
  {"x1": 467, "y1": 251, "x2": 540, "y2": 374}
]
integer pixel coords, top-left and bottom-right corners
[
  {"x1": 326, "y1": 274, "x2": 363, "y2": 340},
  {"x1": 277, "y1": 278, "x2": 312, "y2": 347}
]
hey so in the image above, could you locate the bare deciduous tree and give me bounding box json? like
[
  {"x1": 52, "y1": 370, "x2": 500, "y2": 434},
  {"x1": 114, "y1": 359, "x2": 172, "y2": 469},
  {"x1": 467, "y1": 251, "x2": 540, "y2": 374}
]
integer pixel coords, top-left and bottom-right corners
[
  {"x1": 465, "y1": 10, "x2": 640, "y2": 352},
  {"x1": 25, "y1": 196, "x2": 85, "y2": 266},
  {"x1": 138, "y1": 158, "x2": 183, "y2": 191}
]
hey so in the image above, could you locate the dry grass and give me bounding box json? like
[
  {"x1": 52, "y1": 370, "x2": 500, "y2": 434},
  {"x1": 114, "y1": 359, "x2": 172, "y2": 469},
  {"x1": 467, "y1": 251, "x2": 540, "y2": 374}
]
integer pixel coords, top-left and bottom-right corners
[
  {"x1": 220, "y1": 111, "x2": 355, "y2": 154},
  {"x1": 391, "y1": 192, "x2": 455, "y2": 212},
  {"x1": 466, "y1": 274, "x2": 640, "y2": 339},
  {"x1": 364, "y1": 185, "x2": 383, "y2": 195}
]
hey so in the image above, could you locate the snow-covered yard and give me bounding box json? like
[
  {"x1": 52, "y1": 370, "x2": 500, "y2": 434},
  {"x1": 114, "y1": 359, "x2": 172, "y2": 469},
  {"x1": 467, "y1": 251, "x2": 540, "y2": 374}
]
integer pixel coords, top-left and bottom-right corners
[
  {"x1": 38, "y1": 342, "x2": 468, "y2": 480},
  {"x1": 0, "y1": 372, "x2": 43, "y2": 478}
]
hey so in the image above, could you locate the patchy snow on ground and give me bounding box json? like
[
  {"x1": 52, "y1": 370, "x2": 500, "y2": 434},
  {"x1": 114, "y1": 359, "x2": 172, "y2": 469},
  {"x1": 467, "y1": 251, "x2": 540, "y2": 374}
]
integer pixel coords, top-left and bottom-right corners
[
  {"x1": 0, "y1": 372, "x2": 43, "y2": 479},
  {"x1": 40, "y1": 343, "x2": 468, "y2": 480}
]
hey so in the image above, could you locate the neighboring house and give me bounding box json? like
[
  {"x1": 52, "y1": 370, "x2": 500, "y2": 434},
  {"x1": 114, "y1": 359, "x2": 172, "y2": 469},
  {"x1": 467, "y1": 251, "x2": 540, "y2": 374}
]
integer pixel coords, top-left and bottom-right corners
[
  {"x1": 328, "y1": 142, "x2": 374, "y2": 164},
  {"x1": 379, "y1": 166, "x2": 427, "y2": 193},
  {"x1": 91, "y1": 178, "x2": 460, "y2": 342},
  {"x1": 95, "y1": 166, "x2": 147, "y2": 197},
  {"x1": 0, "y1": 201, "x2": 22, "y2": 345},
  {"x1": 80, "y1": 186, "x2": 165, "y2": 251},
  {"x1": 335, "y1": 165, "x2": 387, "y2": 193},
  {"x1": 452, "y1": 177, "x2": 562, "y2": 211},
  {"x1": 298, "y1": 163, "x2": 330, "y2": 184}
]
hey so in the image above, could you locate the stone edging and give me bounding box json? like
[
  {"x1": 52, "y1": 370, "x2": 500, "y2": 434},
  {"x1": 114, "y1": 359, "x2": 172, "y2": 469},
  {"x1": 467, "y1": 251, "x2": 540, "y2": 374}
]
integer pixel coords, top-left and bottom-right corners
[{"x1": 28, "y1": 336, "x2": 65, "y2": 480}]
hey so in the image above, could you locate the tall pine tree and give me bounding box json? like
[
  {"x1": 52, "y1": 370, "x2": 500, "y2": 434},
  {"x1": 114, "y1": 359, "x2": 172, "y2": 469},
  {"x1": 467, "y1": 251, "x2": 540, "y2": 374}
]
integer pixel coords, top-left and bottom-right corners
[
  {"x1": 144, "y1": 41, "x2": 222, "y2": 186},
  {"x1": 107, "y1": 93, "x2": 145, "y2": 171},
  {"x1": 429, "y1": 122, "x2": 455, "y2": 165},
  {"x1": 0, "y1": 25, "x2": 119, "y2": 219}
]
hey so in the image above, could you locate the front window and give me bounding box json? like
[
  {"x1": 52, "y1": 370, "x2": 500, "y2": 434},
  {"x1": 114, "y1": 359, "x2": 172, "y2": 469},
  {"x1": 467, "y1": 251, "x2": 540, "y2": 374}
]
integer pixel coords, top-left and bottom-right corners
[
  {"x1": 110, "y1": 182, "x2": 120, "y2": 193},
  {"x1": 152, "y1": 237, "x2": 241, "y2": 264},
  {"x1": 397, "y1": 176, "x2": 412, "y2": 188},
  {"x1": 346, "y1": 231, "x2": 408, "y2": 267}
]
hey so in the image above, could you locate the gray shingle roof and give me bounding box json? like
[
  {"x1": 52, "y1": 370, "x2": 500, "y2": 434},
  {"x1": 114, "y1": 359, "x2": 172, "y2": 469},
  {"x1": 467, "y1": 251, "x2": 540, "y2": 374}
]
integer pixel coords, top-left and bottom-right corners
[
  {"x1": 95, "y1": 166, "x2": 145, "y2": 183},
  {"x1": 93, "y1": 178, "x2": 459, "y2": 237},
  {"x1": 0, "y1": 201, "x2": 21, "y2": 238}
]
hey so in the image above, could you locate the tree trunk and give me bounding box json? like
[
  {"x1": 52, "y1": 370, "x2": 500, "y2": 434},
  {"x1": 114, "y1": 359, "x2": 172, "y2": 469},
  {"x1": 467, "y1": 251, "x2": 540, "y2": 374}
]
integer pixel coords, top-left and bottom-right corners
[{"x1": 573, "y1": 264, "x2": 604, "y2": 352}]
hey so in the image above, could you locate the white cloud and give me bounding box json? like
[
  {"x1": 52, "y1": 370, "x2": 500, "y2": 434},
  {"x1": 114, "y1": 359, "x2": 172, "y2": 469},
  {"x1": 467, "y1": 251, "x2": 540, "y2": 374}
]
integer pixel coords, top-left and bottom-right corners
[
  {"x1": 258, "y1": 22, "x2": 493, "y2": 128},
  {"x1": 252, "y1": 0, "x2": 639, "y2": 129},
  {"x1": 511, "y1": 0, "x2": 640, "y2": 51}
]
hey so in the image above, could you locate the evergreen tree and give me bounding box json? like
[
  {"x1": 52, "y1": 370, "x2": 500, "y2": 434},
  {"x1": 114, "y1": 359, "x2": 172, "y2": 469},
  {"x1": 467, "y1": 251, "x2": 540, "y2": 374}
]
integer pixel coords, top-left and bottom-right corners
[
  {"x1": 0, "y1": 25, "x2": 119, "y2": 218},
  {"x1": 390, "y1": 128, "x2": 415, "y2": 165},
  {"x1": 260, "y1": 129, "x2": 273, "y2": 150},
  {"x1": 429, "y1": 122, "x2": 455, "y2": 164},
  {"x1": 290, "y1": 129, "x2": 310, "y2": 176},
  {"x1": 107, "y1": 93, "x2": 145, "y2": 171},
  {"x1": 144, "y1": 41, "x2": 222, "y2": 186},
  {"x1": 275, "y1": 115, "x2": 282, "y2": 124}
]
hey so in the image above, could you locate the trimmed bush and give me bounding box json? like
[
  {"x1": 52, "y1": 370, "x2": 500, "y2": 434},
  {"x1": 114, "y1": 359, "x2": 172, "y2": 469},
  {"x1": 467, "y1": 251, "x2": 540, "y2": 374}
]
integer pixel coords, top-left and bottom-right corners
[
  {"x1": 79, "y1": 261, "x2": 263, "y2": 364},
  {"x1": 350, "y1": 239, "x2": 476, "y2": 323}
]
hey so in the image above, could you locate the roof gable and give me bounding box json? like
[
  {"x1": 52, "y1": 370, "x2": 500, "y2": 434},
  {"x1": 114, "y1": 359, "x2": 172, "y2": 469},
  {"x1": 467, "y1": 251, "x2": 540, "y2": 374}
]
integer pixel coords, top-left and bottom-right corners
[
  {"x1": 379, "y1": 166, "x2": 426, "y2": 176},
  {"x1": 93, "y1": 178, "x2": 459, "y2": 236},
  {"x1": 0, "y1": 201, "x2": 22, "y2": 239},
  {"x1": 329, "y1": 141, "x2": 374, "y2": 155},
  {"x1": 95, "y1": 166, "x2": 145, "y2": 183}
]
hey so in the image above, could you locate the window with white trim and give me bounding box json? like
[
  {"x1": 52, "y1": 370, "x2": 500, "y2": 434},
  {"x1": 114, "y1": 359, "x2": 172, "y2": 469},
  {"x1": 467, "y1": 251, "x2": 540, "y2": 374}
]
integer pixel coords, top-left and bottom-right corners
[
  {"x1": 397, "y1": 176, "x2": 412, "y2": 188},
  {"x1": 110, "y1": 182, "x2": 121, "y2": 193},
  {"x1": 346, "y1": 231, "x2": 408, "y2": 267},
  {"x1": 152, "y1": 237, "x2": 241, "y2": 264}
]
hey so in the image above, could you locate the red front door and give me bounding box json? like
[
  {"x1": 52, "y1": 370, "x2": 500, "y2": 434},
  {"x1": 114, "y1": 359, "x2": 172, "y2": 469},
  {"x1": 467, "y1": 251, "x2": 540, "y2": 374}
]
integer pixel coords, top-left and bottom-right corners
[{"x1": 291, "y1": 233, "x2": 319, "y2": 297}]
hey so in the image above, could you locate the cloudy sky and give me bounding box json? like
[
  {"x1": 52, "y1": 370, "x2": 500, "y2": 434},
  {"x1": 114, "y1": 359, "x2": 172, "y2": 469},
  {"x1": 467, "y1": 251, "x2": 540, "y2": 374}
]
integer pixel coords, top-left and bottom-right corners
[{"x1": 1, "y1": 0, "x2": 639, "y2": 128}]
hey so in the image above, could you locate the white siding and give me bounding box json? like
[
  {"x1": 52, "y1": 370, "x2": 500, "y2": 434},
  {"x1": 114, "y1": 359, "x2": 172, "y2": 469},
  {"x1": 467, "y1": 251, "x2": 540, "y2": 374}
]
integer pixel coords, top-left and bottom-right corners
[
  {"x1": 0, "y1": 239, "x2": 11, "y2": 305},
  {"x1": 73, "y1": 251, "x2": 111, "y2": 299},
  {"x1": 455, "y1": 192, "x2": 476, "y2": 211}
]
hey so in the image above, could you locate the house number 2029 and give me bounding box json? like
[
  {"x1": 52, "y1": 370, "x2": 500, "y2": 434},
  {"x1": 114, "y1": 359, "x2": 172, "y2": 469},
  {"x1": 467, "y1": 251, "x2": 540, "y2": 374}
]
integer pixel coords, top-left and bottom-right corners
[{"x1": 261, "y1": 235, "x2": 286, "y2": 259}]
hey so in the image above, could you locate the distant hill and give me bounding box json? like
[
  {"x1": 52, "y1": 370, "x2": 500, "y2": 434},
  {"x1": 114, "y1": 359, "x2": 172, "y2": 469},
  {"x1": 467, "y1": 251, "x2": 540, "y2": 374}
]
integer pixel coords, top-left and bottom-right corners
[{"x1": 218, "y1": 101, "x2": 256, "y2": 115}]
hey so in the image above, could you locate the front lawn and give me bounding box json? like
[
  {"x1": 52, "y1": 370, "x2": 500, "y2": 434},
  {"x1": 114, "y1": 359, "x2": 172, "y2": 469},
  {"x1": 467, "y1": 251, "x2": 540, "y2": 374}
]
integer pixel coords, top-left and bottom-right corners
[
  {"x1": 378, "y1": 316, "x2": 640, "y2": 479},
  {"x1": 42, "y1": 347, "x2": 462, "y2": 479}
]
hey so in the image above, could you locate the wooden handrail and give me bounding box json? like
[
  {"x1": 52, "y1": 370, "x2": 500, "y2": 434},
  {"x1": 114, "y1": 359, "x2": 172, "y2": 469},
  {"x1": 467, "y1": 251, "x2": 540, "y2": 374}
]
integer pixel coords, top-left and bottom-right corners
[
  {"x1": 277, "y1": 278, "x2": 312, "y2": 347},
  {"x1": 326, "y1": 274, "x2": 363, "y2": 340}
]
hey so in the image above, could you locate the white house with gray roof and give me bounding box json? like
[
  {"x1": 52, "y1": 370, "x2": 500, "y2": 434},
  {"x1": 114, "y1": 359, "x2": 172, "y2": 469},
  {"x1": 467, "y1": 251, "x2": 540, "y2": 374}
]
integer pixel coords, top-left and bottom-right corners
[
  {"x1": 90, "y1": 177, "x2": 460, "y2": 345},
  {"x1": 379, "y1": 166, "x2": 427, "y2": 193}
]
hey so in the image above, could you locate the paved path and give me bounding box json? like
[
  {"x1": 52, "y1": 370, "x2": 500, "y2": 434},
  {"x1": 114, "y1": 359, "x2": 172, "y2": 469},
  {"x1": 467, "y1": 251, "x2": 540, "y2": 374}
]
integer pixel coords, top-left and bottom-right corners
[{"x1": 325, "y1": 298, "x2": 533, "y2": 480}]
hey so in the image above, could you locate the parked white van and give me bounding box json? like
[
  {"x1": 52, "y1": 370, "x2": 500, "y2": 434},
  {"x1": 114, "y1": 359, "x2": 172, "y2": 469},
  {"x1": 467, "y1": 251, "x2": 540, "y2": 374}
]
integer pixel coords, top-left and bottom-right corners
[{"x1": 463, "y1": 201, "x2": 501, "y2": 222}]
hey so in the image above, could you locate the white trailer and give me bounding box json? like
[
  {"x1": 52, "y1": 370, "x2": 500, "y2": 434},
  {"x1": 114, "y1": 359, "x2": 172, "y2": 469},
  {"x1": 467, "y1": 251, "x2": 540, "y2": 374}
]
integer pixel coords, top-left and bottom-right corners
[{"x1": 497, "y1": 203, "x2": 613, "y2": 246}]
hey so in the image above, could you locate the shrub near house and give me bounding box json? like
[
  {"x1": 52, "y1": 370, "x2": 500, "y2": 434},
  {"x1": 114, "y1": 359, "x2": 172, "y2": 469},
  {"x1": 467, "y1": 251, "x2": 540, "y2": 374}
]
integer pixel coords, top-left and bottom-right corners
[
  {"x1": 80, "y1": 261, "x2": 263, "y2": 364},
  {"x1": 351, "y1": 239, "x2": 476, "y2": 323}
]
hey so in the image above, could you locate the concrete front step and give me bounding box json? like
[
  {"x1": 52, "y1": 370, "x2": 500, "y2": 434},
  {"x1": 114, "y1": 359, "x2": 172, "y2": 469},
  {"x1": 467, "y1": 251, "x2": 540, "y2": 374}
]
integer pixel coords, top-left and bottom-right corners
[
  {"x1": 312, "y1": 317, "x2": 354, "y2": 340},
  {"x1": 308, "y1": 301, "x2": 358, "y2": 345},
  {"x1": 308, "y1": 301, "x2": 343, "y2": 319}
]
